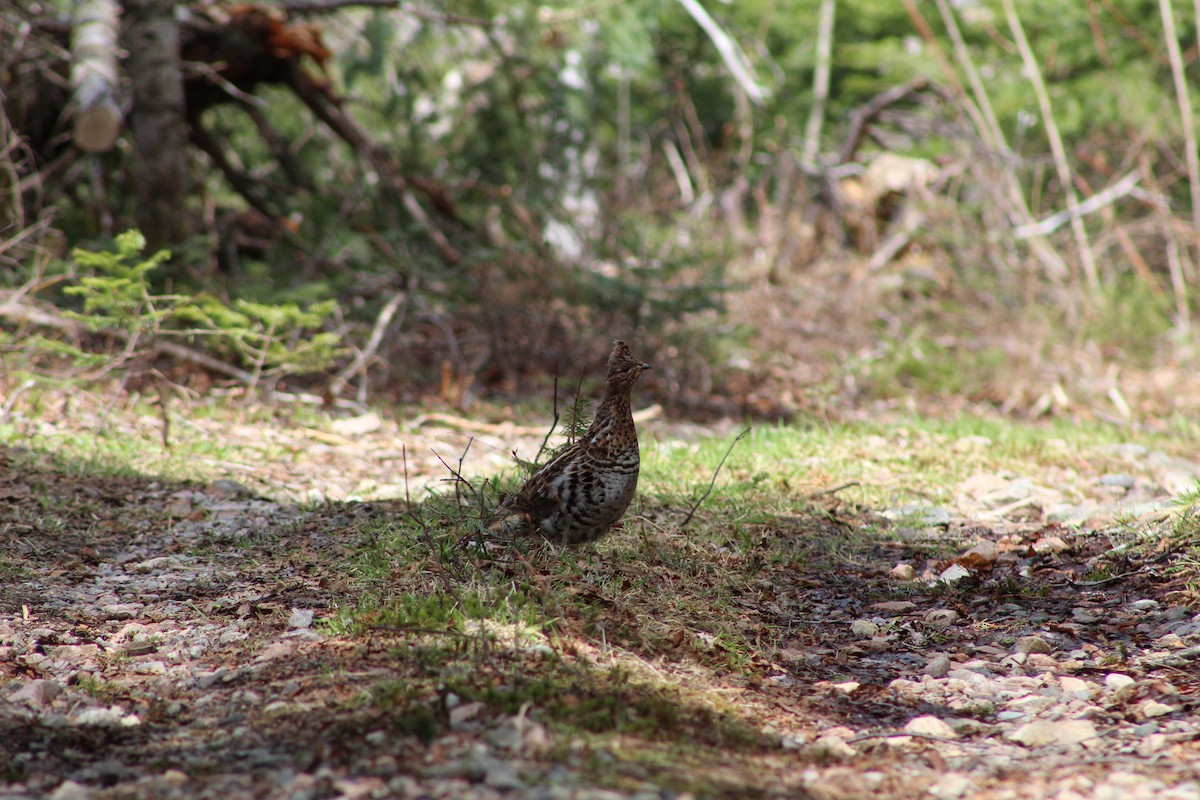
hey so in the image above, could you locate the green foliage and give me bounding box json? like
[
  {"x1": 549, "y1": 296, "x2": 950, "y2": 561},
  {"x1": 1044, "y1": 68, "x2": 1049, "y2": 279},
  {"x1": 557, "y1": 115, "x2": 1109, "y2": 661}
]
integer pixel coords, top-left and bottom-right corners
[
  {"x1": 59, "y1": 230, "x2": 345, "y2": 384},
  {"x1": 64, "y1": 230, "x2": 183, "y2": 336}
]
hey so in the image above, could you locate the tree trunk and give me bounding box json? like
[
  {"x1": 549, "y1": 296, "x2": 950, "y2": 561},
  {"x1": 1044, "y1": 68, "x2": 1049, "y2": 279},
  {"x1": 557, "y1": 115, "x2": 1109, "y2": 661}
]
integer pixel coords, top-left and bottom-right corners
[
  {"x1": 70, "y1": 0, "x2": 122, "y2": 153},
  {"x1": 121, "y1": 0, "x2": 190, "y2": 247}
]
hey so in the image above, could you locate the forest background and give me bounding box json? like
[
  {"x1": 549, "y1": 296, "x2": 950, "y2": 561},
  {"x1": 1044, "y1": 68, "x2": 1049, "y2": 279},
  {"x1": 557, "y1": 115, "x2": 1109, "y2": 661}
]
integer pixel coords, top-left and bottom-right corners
[{"x1": 4, "y1": 0, "x2": 1199, "y2": 426}]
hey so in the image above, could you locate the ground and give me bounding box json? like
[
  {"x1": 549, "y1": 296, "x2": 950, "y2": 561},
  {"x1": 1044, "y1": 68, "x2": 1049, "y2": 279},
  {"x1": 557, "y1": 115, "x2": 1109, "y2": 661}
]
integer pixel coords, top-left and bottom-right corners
[{"x1": 1, "y1": 393, "x2": 1200, "y2": 800}]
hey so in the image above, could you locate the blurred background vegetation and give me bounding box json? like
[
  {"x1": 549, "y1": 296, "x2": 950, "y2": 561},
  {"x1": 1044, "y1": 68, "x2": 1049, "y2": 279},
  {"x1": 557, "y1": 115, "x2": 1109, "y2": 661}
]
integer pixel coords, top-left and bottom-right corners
[{"x1": 2, "y1": 0, "x2": 1199, "y2": 426}]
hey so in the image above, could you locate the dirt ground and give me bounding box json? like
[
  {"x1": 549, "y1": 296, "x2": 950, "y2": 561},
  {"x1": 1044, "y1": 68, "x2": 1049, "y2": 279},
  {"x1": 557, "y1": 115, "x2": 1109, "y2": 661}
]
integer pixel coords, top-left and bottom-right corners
[{"x1": 2, "y1": 400, "x2": 1200, "y2": 800}]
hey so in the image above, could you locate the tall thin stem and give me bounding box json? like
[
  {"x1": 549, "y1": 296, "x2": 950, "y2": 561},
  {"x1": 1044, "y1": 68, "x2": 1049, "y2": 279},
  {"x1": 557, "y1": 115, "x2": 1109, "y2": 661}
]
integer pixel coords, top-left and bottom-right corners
[
  {"x1": 802, "y1": 0, "x2": 834, "y2": 167},
  {"x1": 1002, "y1": 0, "x2": 1100, "y2": 292}
]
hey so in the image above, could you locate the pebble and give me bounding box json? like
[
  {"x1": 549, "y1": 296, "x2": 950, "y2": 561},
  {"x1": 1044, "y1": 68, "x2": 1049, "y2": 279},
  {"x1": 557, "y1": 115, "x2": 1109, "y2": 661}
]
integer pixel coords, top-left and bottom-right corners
[
  {"x1": 924, "y1": 609, "x2": 960, "y2": 628},
  {"x1": 1105, "y1": 673, "x2": 1137, "y2": 690},
  {"x1": 49, "y1": 781, "x2": 93, "y2": 800},
  {"x1": 938, "y1": 564, "x2": 972, "y2": 584},
  {"x1": 904, "y1": 715, "x2": 957, "y2": 739},
  {"x1": 801, "y1": 736, "x2": 857, "y2": 761},
  {"x1": 850, "y1": 620, "x2": 879, "y2": 637},
  {"x1": 1138, "y1": 700, "x2": 1176, "y2": 719},
  {"x1": 288, "y1": 608, "x2": 315, "y2": 629},
  {"x1": 1099, "y1": 473, "x2": 1136, "y2": 489},
  {"x1": 924, "y1": 655, "x2": 952, "y2": 678},
  {"x1": 1007, "y1": 719, "x2": 1098, "y2": 747},
  {"x1": 928, "y1": 773, "x2": 976, "y2": 800},
  {"x1": 8, "y1": 678, "x2": 63, "y2": 707},
  {"x1": 1013, "y1": 635, "x2": 1052, "y2": 655}
]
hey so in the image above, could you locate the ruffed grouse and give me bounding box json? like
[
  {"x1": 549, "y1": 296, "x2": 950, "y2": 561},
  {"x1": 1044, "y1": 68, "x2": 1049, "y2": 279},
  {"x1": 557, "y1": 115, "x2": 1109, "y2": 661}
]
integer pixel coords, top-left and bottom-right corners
[{"x1": 490, "y1": 340, "x2": 651, "y2": 545}]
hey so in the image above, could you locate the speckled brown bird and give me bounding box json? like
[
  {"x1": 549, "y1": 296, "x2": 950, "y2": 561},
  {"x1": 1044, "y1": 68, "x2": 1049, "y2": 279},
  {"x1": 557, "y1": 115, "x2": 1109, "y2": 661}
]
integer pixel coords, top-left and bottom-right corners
[{"x1": 490, "y1": 340, "x2": 651, "y2": 545}]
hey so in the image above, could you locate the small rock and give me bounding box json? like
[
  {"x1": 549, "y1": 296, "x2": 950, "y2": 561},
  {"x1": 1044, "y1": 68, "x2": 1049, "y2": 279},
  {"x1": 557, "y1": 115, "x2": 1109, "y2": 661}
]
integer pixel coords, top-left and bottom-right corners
[
  {"x1": 889, "y1": 564, "x2": 916, "y2": 581},
  {"x1": 871, "y1": 600, "x2": 916, "y2": 613},
  {"x1": 1104, "y1": 673, "x2": 1136, "y2": 690},
  {"x1": 1007, "y1": 719, "x2": 1097, "y2": 747},
  {"x1": 130, "y1": 556, "x2": 174, "y2": 573},
  {"x1": 957, "y1": 541, "x2": 999, "y2": 569},
  {"x1": 72, "y1": 706, "x2": 141, "y2": 728},
  {"x1": 288, "y1": 608, "x2": 315, "y2": 629},
  {"x1": 209, "y1": 479, "x2": 252, "y2": 498},
  {"x1": 924, "y1": 655, "x2": 952, "y2": 678},
  {"x1": 937, "y1": 564, "x2": 972, "y2": 584},
  {"x1": 1014, "y1": 636, "x2": 1053, "y2": 655},
  {"x1": 49, "y1": 780, "x2": 92, "y2": 800},
  {"x1": 481, "y1": 759, "x2": 525, "y2": 791},
  {"x1": 904, "y1": 715, "x2": 957, "y2": 739},
  {"x1": 1059, "y1": 676, "x2": 1094, "y2": 698},
  {"x1": 928, "y1": 772, "x2": 975, "y2": 800},
  {"x1": 161, "y1": 770, "x2": 189, "y2": 786},
  {"x1": 449, "y1": 701, "x2": 485, "y2": 729},
  {"x1": 195, "y1": 668, "x2": 229, "y2": 689},
  {"x1": 924, "y1": 609, "x2": 959, "y2": 628},
  {"x1": 952, "y1": 436, "x2": 992, "y2": 452},
  {"x1": 850, "y1": 620, "x2": 879, "y2": 637},
  {"x1": 123, "y1": 640, "x2": 157, "y2": 656},
  {"x1": 1032, "y1": 536, "x2": 1069, "y2": 554},
  {"x1": 1137, "y1": 734, "x2": 1169, "y2": 757},
  {"x1": 1099, "y1": 473, "x2": 1136, "y2": 489},
  {"x1": 100, "y1": 603, "x2": 143, "y2": 620},
  {"x1": 1138, "y1": 700, "x2": 1176, "y2": 719},
  {"x1": 9, "y1": 679, "x2": 63, "y2": 707},
  {"x1": 802, "y1": 736, "x2": 857, "y2": 761}
]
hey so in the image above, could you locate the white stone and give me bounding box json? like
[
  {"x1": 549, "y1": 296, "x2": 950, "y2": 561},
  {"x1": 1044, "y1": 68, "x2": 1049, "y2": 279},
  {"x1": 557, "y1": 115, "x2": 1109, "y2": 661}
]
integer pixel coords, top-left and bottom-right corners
[
  {"x1": 928, "y1": 772, "x2": 975, "y2": 800},
  {"x1": 1104, "y1": 673, "x2": 1136, "y2": 690},
  {"x1": 904, "y1": 715, "x2": 958, "y2": 739},
  {"x1": 1007, "y1": 719, "x2": 1098, "y2": 747}
]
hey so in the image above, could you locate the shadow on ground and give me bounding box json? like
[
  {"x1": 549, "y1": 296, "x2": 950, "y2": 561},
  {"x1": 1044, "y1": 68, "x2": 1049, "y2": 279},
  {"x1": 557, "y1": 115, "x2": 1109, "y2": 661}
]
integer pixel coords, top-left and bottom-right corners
[{"x1": 2, "y1": 444, "x2": 1198, "y2": 799}]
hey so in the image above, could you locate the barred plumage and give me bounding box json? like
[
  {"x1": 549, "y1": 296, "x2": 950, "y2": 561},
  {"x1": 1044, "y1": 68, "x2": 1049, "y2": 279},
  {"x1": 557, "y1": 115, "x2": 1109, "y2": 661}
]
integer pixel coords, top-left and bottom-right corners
[{"x1": 490, "y1": 340, "x2": 651, "y2": 545}]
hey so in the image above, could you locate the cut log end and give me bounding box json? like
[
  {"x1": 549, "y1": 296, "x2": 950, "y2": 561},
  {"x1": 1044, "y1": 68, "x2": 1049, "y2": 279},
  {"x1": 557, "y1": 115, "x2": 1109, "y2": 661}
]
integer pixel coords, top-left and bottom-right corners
[{"x1": 74, "y1": 104, "x2": 122, "y2": 152}]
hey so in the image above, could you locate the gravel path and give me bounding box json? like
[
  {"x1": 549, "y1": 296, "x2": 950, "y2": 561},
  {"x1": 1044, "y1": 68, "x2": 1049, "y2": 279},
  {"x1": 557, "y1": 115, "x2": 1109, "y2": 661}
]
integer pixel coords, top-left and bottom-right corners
[{"x1": 2, "y1": 414, "x2": 1200, "y2": 799}]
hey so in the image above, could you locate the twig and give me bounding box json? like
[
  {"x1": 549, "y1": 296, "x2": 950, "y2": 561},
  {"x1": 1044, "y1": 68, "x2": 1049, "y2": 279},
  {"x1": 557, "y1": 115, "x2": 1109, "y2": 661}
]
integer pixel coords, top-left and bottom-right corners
[
  {"x1": 569, "y1": 368, "x2": 586, "y2": 446},
  {"x1": 1012, "y1": 171, "x2": 1140, "y2": 239},
  {"x1": 328, "y1": 290, "x2": 407, "y2": 398},
  {"x1": 680, "y1": 427, "x2": 750, "y2": 529},
  {"x1": 534, "y1": 368, "x2": 561, "y2": 464},
  {"x1": 1002, "y1": 0, "x2": 1099, "y2": 290},
  {"x1": 1161, "y1": 0, "x2": 1200, "y2": 237},
  {"x1": 805, "y1": 481, "x2": 861, "y2": 499},
  {"x1": 402, "y1": 443, "x2": 411, "y2": 507},
  {"x1": 837, "y1": 78, "x2": 928, "y2": 165},
  {"x1": 675, "y1": 0, "x2": 768, "y2": 105},
  {"x1": 801, "y1": 0, "x2": 834, "y2": 166},
  {"x1": 432, "y1": 440, "x2": 477, "y2": 499},
  {"x1": 408, "y1": 412, "x2": 548, "y2": 437},
  {"x1": 923, "y1": 0, "x2": 1071, "y2": 285}
]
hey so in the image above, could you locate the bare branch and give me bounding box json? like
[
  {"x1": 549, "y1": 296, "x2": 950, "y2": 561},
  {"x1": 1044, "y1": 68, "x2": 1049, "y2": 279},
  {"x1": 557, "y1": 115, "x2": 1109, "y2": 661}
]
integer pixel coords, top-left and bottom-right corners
[{"x1": 680, "y1": 428, "x2": 750, "y2": 529}]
